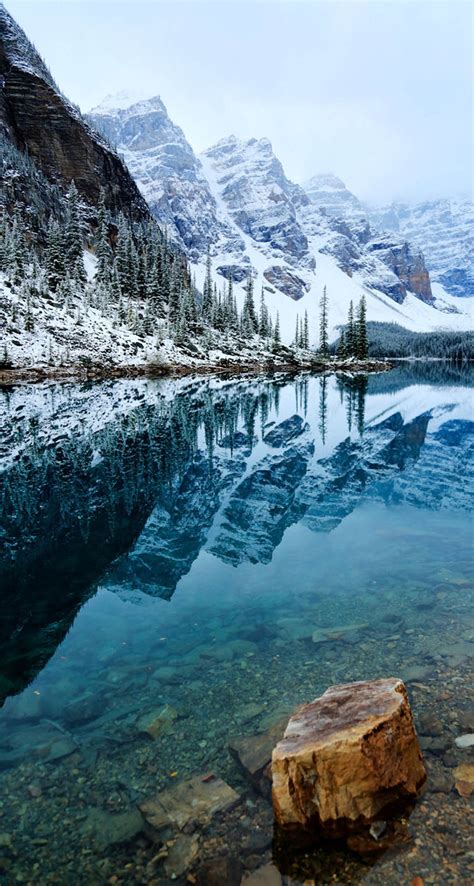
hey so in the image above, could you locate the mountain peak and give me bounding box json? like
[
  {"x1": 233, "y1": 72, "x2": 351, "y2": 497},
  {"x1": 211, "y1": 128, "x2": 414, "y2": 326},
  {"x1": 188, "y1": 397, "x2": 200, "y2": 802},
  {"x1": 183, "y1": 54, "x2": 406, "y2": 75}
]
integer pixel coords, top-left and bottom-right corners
[
  {"x1": 302, "y1": 172, "x2": 364, "y2": 218},
  {"x1": 89, "y1": 91, "x2": 167, "y2": 117},
  {"x1": 303, "y1": 172, "x2": 348, "y2": 192}
]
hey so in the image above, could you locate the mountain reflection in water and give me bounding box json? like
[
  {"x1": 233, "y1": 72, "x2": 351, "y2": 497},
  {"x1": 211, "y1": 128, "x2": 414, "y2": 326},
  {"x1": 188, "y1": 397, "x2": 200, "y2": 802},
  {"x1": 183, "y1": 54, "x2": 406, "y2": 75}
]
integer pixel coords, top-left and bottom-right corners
[{"x1": 1, "y1": 366, "x2": 472, "y2": 704}]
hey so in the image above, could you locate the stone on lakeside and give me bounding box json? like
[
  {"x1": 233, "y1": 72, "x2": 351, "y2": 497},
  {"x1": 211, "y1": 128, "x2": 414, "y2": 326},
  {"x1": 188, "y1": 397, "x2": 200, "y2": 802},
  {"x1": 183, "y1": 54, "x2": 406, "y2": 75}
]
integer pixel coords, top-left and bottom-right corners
[
  {"x1": 271, "y1": 678, "x2": 426, "y2": 841},
  {"x1": 454, "y1": 763, "x2": 474, "y2": 797},
  {"x1": 139, "y1": 773, "x2": 239, "y2": 833},
  {"x1": 454, "y1": 734, "x2": 474, "y2": 749}
]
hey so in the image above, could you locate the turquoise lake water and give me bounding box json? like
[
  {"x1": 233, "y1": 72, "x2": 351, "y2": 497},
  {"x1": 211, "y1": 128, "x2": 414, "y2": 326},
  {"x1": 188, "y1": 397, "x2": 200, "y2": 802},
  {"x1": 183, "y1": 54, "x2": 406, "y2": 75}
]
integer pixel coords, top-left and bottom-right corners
[{"x1": 0, "y1": 364, "x2": 472, "y2": 884}]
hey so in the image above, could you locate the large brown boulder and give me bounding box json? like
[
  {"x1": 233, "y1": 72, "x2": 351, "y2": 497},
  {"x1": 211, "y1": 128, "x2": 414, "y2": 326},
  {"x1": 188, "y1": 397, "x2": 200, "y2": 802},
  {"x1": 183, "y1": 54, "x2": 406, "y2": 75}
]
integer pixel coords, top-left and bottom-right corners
[{"x1": 272, "y1": 678, "x2": 426, "y2": 840}]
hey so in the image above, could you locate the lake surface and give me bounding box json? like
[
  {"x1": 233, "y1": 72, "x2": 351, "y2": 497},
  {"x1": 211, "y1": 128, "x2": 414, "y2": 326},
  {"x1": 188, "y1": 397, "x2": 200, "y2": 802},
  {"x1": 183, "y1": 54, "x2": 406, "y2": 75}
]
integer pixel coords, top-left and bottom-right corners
[{"x1": 0, "y1": 364, "x2": 473, "y2": 884}]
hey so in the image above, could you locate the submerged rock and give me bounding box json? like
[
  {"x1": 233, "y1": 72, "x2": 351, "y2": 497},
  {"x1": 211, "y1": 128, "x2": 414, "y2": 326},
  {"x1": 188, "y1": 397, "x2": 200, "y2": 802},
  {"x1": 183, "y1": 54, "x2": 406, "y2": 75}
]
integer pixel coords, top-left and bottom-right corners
[
  {"x1": 454, "y1": 733, "x2": 474, "y2": 749},
  {"x1": 271, "y1": 678, "x2": 426, "y2": 841},
  {"x1": 311, "y1": 622, "x2": 369, "y2": 645},
  {"x1": 136, "y1": 704, "x2": 178, "y2": 739},
  {"x1": 140, "y1": 773, "x2": 239, "y2": 833},
  {"x1": 163, "y1": 834, "x2": 200, "y2": 878},
  {"x1": 81, "y1": 807, "x2": 144, "y2": 850}
]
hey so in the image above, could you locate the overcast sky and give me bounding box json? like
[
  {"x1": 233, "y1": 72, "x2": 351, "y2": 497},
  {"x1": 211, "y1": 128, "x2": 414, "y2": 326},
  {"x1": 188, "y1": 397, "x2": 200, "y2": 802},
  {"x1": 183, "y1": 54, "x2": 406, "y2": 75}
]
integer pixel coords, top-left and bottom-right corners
[{"x1": 6, "y1": 0, "x2": 473, "y2": 204}]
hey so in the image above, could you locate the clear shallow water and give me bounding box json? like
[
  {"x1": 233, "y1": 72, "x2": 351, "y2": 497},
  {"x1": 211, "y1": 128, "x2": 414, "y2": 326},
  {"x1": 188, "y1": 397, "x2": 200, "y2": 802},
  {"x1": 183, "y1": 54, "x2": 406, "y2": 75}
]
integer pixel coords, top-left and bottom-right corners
[{"x1": 0, "y1": 364, "x2": 473, "y2": 884}]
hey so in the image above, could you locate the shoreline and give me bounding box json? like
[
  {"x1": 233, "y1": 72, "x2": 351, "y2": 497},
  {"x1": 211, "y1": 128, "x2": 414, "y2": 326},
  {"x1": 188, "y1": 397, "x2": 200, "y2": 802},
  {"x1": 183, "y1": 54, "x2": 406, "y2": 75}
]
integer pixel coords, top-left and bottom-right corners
[{"x1": 0, "y1": 358, "x2": 391, "y2": 386}]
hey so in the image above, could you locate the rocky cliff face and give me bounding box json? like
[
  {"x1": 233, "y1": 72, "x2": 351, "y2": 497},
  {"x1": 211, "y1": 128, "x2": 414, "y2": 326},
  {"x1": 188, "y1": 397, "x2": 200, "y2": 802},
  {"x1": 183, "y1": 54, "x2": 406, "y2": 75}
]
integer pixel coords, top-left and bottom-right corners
[
  {"x1": 369, "y1": 198, "x2": 474, "y2": 298},
  {"x1": 0, "y1": 7, "x2": 149, "y2": 220},
  {"x1": 202, "y1": 136, "x2": 312, "y2": 266}
]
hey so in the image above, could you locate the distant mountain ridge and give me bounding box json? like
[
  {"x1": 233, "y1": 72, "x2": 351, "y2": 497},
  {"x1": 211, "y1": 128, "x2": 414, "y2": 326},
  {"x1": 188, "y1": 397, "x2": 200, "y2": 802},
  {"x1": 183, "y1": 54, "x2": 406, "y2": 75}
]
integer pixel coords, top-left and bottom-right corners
[{"x1": 300, "y1": 172, "x2": 473, "y2": 300}]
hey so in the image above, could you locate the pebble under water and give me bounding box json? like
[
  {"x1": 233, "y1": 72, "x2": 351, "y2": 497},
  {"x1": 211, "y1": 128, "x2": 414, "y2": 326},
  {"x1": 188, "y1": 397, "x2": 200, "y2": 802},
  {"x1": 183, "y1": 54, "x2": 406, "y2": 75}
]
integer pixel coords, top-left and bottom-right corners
[{"x1": 0, "y1": 363, "x2": 473, "y2": 884}]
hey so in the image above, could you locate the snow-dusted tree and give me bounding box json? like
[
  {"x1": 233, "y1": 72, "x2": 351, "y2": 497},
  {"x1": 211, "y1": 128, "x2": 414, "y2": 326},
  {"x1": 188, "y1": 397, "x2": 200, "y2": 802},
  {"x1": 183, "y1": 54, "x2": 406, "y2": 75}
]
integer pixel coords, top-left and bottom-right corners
[
  {"x1": 294, "y1": 315, "x2": 300, "y2": 348},
  {"x1": 319, "y1": 285, "x2": 329, "y2": 357},
  {"x1": 346, "y1": 300, "x2": 356, "y2": 356},
  {"x1": 259, "y1": 288, "x2": 270, "y2": 337},
  {"x1": 303, "y1": 310, "x2": 309, "y2": 349},
  {"x1": 95, "y1": 188, "x2": 113, "y2": 284},
  {"x1": 242, "y1": 274, "x2": 258, "y2": 334},
  {"x1": 337, "y1": 329, "x2": 347, "y2": 358},
  {"x1": 273, "y1": 311, "x2": 281, "y2": 346},
  {"x1": 355, "y1": 295, "x2": 368, "y2": 359},
  {"x1": 202, "y1": 246, "x2": 213, "y2": 322},
  {"x1": 46, "y1": 220, "x2": 65, "y2": 292}
]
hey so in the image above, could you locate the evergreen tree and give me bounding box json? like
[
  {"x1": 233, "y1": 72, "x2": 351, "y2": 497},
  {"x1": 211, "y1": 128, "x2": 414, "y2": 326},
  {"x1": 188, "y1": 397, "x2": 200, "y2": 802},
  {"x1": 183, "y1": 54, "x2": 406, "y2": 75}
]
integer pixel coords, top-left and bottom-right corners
[
  {"x1": 65, "y1": 182, "x2": 86, "y2": 286},
  {"x1": 45, "y1": 220, "x2": 65, "y2": 292},
  {"x1": 202, "y1": 246, "x2": 213, "y2": 322},
  {"x1": 259, "y1": 288, "x2": 270, "y2": 337},
  {"x1": 294, "y1": 315, "x2": 300, "y2": 349},
  {"x1": 346, "y1": 300, "x2": 356, "y2": 356},
  {"x1": 95, "y1": 188, "x2": 112, "y2": 284},
  {"x1": 319, "y1": 285, "x2": 329, "y2": 357},
  {"x1": 303, "y1": 310, "x2": 309, "y2": 349},
  {"x1": 337, "y1": 329, "x2": 347, "y2": 358},
  {"x1": 273, "y1": 311, "x2": 281, "y2": 346},
  {"x1": 242, "y1": 274, "x2": 258, "y2": 334},
  {"x1": 355, "y1": 295, "x2": 368, "y2": 359}
]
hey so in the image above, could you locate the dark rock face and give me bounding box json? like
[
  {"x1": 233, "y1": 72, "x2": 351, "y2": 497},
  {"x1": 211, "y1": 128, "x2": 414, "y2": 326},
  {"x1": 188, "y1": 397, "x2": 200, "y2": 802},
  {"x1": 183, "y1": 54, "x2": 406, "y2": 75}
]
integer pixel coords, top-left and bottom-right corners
[
  {"x1": 0, "y1": 6, "x2": 149, "y2": 220},
  {"x1": 365, "y1": 236, "x2": 433, "y2": 303},
  {"x1": 301, "y1": 176, "x2": 435, "y2": 304},
  {"x1": 216, "y1": 262, "x2": 251, "y2": 283},
  {"x1": 263, "y1": 265, "x2": 309, "y2": 300}
]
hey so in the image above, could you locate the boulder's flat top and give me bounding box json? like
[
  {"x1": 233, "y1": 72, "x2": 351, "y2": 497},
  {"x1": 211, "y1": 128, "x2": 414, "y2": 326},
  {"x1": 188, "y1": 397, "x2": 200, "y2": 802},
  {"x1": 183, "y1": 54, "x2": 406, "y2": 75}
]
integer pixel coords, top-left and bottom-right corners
[{"x1": 274, "y1": 677, "x2": 407, "y2": 757}]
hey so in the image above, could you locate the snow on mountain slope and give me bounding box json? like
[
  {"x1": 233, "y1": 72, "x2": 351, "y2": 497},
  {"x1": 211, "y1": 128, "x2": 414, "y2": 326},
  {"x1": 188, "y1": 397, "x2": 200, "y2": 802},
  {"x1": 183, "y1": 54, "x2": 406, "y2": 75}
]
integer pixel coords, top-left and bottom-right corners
[
  {"x1": 368, "y1": 198, "x2": 474, "y2": 299},
  {"x1": 88, "y1": 93, "x2": 473, "y2": 343}
]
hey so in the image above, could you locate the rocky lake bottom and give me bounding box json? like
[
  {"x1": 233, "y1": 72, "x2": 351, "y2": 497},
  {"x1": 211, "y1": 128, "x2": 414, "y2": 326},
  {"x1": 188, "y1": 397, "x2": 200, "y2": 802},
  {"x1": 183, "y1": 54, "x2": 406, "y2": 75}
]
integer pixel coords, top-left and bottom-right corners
[{"x1": 0, "y1": 364, "x2": 472, "y2": 884}]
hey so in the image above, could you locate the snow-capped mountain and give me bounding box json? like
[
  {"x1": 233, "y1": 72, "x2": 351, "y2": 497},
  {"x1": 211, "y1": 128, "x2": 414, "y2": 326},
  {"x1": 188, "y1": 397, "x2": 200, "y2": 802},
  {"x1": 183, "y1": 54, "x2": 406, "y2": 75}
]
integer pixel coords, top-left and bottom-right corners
[
  {"x1": 89, "y1": 93, "x2": 473, "y2": 342},
  {"x1": 369, "y1": 198, "x2": 474, "y2": 299},
  {"x1": 88, "y1": 92, "x2": 234, "y2": 262}
]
